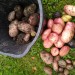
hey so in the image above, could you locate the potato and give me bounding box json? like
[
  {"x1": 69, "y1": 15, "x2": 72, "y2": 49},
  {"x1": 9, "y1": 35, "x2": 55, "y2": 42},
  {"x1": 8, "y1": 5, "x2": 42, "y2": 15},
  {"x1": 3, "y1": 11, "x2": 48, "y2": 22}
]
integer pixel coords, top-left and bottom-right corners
[
  {"x1": 52, "y1": 24, "x2": 64, "y2": 34},
  {"x1": 62, "y1": 15, "x2": 72, "y2": 22},
  {"x1": 8, "y1": 11, "x2": 15, "y2": 21},
  {"x1": 49, "y1": 33, "x2": 59, "y2": 43},
  {"x1": 54, "y1": 55, "x2": 60, "y2": 62},
  {"x1": 54, "y1": 18, "x2": 65, "y2": 26},
  {"x1": 28, "y1": 13, "x2": 39, "y2": 26},
  {"x1": 66, "y1": 59, "x2": 72, "y2": 64},
  {"x1": 43, "y1": 38, "x2": 53, "y2": 48},
  {"x1": 40, "y1": 51, "x2": 53, "y2": 64},
  {"x1": 54, "y1": 36, "x2": 64, "y2": 48},
  {"x1": 42, "y1": 29, "x2": 51, "y2": 41},
  {"x1": 47, "y1": 19, "x2": 54, "y2": 28},
  {"x1": 18, "y1": 22, "x2": 34, "y2": 33},
  {"x1": 53, "y1": 61, "x2": 58, "y2": 72},
  {"x1": 59, "y1": 67, "x2": 64, "y2": 72},
  {"x1": 72, "y1": 61, "x2": 75, "y2": 67},
  {"x1": 23, "y1": 34, "x2": 30, "y2": 42},
  {"x1": 59, "y1": 46, "x2": 70, "y2": 57},
  {"x1": 58, "y1": 60, "x2": 67, "y2": 68},
  {"x1": 44, "y1": 66, "x2": 52, "y2": 75},
  {"x1": 64, "y1": 69, "x2": 69, "y2": 75},
  {"x1": 64, "y1": 5, "x2": 75, "y2": 16},
  {"x1": 66, "y1": 64, "x2": 73, "y2": 70},
  {"x1": 50, "y1": 47, "x2": 59, "y2": 56},
  {"x1": 9, "y1": 20, "x2": 18, "y2": 37},
  {"x1": 61, "y1": 22, "x2": 74, "y2": 43}
]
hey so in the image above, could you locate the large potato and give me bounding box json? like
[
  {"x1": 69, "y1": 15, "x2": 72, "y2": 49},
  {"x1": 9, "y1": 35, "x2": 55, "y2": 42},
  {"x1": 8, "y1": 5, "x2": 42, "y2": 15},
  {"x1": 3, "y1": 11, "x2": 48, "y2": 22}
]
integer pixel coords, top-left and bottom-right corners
[
  {"x1": 59, "y1": 46, "x2": 70, "y2": 57},
  {"x1": 43, "y1": 38, "x2": 53, "y2": 48},
  {"x1": 9, "y1": 20, "x2": 18, "y2": 37},
  {"x1": 42, "y1": 29, "x2": 51, "y2": 41},
  {"x1": 64, "y1": 5, "x2": 75, "y2": 16},
  {"x1": 40, "y1": 51, "x2": 53, "y2": 64},
  {"x1": 47, "y1": 19, "x2": 54, "y2": 28},
  {"x1": 49, "y1": 33, "x2": 59, "y2": 43},
  {"x1": 61, "y1": 22, "x2": 74, "y2": 43},
  {"x1": 52, "y1": 24, "x2": 64, "y2": 34}
]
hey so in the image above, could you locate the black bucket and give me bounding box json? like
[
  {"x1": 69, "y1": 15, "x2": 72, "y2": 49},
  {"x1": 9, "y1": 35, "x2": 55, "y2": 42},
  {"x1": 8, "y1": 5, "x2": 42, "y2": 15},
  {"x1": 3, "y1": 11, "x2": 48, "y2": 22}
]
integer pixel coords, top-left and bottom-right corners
[{"x1": 0, "y1": 0, "x2": 43, "y2": 58}]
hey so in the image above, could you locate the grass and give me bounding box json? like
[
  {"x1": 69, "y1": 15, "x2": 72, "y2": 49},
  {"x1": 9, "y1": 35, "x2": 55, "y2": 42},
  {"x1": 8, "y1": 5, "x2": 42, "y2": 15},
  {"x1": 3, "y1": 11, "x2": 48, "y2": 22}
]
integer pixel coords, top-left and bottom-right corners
[{"x1": 0, "y1": 0, "x2": 75, "y2": 75}]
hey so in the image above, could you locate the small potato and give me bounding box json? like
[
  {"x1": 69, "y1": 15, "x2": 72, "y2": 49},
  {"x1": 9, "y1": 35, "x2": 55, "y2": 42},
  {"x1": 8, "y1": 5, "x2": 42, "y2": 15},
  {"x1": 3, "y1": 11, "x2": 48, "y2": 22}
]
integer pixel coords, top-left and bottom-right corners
[
  {"x1": 50, "y1": 47, "x2": 59, "y2": 56},
  {"x1": 40, "y1": 51, "x2": 53, "y2": 64},
  {"x1": 64, "y1": 69, "x2": 69, "y2": 75},
  {"x1": 54, "y1": 36, "x2": 64, "y2": 48},
  {"x1": 52, "y1": 24, "x2": 64, "y2": 34},
  {"x1": 54, "y1": 18, "x2": 65, "y2": 26},
  {"x1": 18, "y1": 22, "x2": 34, "y2": 33},
  {"x1": 9, "y1": 20, "x2": 18, "y2": 37},
  {"x1": 49, "y1": 33, "x2": 59, "y2": 43},
  {"x1": 58, "y1": 60, "x2": 67, "y2": 68},
  {"x1": 66, "y1": 64, "x2": 73, "y2": 70},
  {"x1": 42, "y1": 29, "x2": 51, "y2": 41},
  {"x1": 64, "y1": 5, "x2": 75, "y2": 16},
  {"x1": 59, "y1": 46, "x2": 70, "y2": 57},
  {"x1": 59, "y1": 67, "x2": 64, "y2": 72},
  {"x1": 54, "y1": 55, "x2": 60, "y2": 62},
  {"x1": 61, "y1": 15, "x2": 72, "y2": 22},
  {"x1": 43, "y1": 38, "x2": 53, "y2": 48},
  {"x1": 53, "y1": 61, "x2": 58, "y2": 72},
  {"x1": 72, "y1": 61, "x2": 75, "y2": 67},
  {"x1": 66, "y1": 59, "x2": 72, "y2": 64},
  {"x1": 47, "y1": 19, "x2": 54, "y2": 28},
  {"x1": 44, "y1": 66, "x2": 52, "y2": 75},
  {"x1": 61, "y1": 22, "x2": 75, "y2": 43},
  {"x1": 23, "y1": 34, "x2": 30, "y2": 42},
  {"x1": 8, "y1": 11, "x2": 15, "y2": 21}
]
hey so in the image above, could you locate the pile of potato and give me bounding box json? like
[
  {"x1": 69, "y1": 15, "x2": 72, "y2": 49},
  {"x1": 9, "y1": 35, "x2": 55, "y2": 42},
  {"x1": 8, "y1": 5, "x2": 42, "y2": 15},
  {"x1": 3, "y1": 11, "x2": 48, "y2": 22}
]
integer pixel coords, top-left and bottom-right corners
[
  {"x1": 8, "y1": 4, "x2": 39, "y2": 44},
  {"x1": 41, "y1": 5, "x2": 75, "y2": 75}
]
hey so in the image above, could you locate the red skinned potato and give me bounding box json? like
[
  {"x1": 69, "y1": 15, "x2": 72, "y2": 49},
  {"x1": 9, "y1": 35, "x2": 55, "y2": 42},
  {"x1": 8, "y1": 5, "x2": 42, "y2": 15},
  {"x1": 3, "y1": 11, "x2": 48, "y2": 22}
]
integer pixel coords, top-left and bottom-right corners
[
  {"x1": 43, "y1": 38, "x2": 53, "y2": 48},
  {"x1": 59, "y1": 46, "x2": 70, "y2": 57},
  {"x1": 54, "y1": 18, "x2": 65, "y2": 26},
  {"x1": 53, "y1": 61, "x2": 58, "y2": 72},
  {"x1": 42, "y1": 29, "x2": 51, "y2": 41},
  {"x1": 49, "y1": 33, "x2": 59, "y2": 43},
  {"x1": 52, "y1": 24, "x2": 64, "y2": 34},
  {"x1": 54, "y1": 36, "x2": 64, "y2": 48},
  {"x1": 40, "y1": 51, "x2": 53, "y2": 64},
  {"x1": 61, "y1": 22, "x2": 74, "y2": 43},
  {"x1": 50, "y1": 47, "x2": 59, "y2": 56},
  {"x1": 47, "y1": 19, "x2": 54, "y2": 28},
  {"x1": 64, "y1": 5, "x2": 75, "y2": 16}
]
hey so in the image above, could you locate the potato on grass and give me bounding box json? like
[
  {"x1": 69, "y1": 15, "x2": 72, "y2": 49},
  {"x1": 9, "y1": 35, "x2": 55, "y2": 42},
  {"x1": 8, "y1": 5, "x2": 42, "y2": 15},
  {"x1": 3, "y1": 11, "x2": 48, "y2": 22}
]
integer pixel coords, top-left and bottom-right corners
[
  {"x1": 66, "y1": 64, "x2": 73, "y2": 70},
  {"x1": 59, "y1": 46, "x2": 70, "y2": 57},
  {"x1": 43, "y1": 38, "x2": 53, "y2": 48},
  {"x1": 61, "y1": 22, "x2": 74, "y2": 43},
  {"x1": 47, "y1": 19, "x2": 54, "y2": 28},
  {"x1": 64, "y1": 69, "x2": 69, "y2": 75},
  {"x1": 49, "y1": 33, "x2": 59, "y2": 43},
  {"x1": 40, "y1": 51, "x2": 53, "y2": 64},
  {"x1": 53, "y1": 61, "x2": 58, "y2": 72},
  {"x1": 42, "y1": 29, "x2": 51, "y2": 41},
  {"x1": 52, "y1": 24, "x2": 64, "y2": 34},
  {"x1": 54, "y1": 36, "x2": 64, "y2": 48},
  {"x1": 64, "y1": 5, "x2": 75, "y2": 16},
  {"x1": 50, "y1": 47, "x2": 59, "y2": 56},
  {"x1": 44, "y1": 66, "x2": 52, "y2": 75}
]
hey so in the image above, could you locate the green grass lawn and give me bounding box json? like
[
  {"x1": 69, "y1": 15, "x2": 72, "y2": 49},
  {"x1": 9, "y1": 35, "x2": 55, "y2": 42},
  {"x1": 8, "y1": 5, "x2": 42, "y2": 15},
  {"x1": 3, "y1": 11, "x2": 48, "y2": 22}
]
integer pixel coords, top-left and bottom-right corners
[{"x1": 0, "y1": 0, "x2": 75, "y2": 75}]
